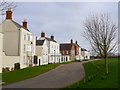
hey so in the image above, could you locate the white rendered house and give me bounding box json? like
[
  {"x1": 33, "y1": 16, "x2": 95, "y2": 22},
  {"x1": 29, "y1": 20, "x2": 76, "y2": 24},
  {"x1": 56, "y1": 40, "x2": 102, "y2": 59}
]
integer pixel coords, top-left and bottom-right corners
[
  {"x1": 0, "y1": 9, "x2": 36, "y2": 71},
  {"x1": 39, "y1": 32, "x2": 61, "y2": 64},
  {"x1": 36, "y1": 39, "x2": 48, "y2": 65},
  {"x1": 0, "y1": 33, "x2": 3, "y2": 73},
  {"x1": 81, "y1": 48, "x2": 90, "y2": 60}
]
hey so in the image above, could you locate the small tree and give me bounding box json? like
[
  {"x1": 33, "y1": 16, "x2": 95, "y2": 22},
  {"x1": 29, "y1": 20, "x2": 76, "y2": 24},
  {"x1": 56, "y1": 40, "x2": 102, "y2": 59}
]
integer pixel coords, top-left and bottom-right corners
[
  {"x1": 34, "y1": 55, "x2": 38, "y2": 66},
  {"x1": 83, "y1": 13, "x2": 117, "y2": 74},
  {"x1": 0, "y1": 0, "x2": 17, "y2": 15}
]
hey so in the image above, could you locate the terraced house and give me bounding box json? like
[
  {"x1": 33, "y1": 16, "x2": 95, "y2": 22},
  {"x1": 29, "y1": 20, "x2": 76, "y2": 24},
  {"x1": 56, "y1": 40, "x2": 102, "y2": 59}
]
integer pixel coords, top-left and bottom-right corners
[
  {"x1": 0, "y1": 9, "x2": 36, "y2": 72},
  {"x1": 36, "y1": 36, "x2": 48, "y2": 65},
  {"x1": 36, "y1": 32, "x2": 61, "y2": 64}
]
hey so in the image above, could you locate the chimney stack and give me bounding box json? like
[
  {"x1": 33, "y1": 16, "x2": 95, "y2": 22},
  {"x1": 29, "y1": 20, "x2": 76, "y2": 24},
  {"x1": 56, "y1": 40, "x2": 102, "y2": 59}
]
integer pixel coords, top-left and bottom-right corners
[
  {"x1": 71, "y1": 39, "x2": 73, "y2": 44},
  {"x1": 51, "y1": 35, "x2": 54, "y2": 40},
  {"x1": 41, "y1": 32, "x2": 45, "y2": 38},
  {"x1": 23, "y1": 19, "x2": 28, "y2": 29},
  {"x1": 75, "y1": 41, "x2": 77, "y2": 44},
  {"x1": 6, "y1": 8, "x2": 12, "y2": 20},
  {"x1": 36, "y1": 36, "x2": 37, "y2": 41}
]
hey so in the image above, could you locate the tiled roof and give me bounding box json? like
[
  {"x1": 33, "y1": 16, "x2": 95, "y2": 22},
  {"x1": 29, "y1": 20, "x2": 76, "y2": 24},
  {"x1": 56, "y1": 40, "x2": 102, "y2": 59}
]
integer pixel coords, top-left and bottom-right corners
[
  {"x1": 45, "y1": 37, "x2": 57, "y2": 42},
  {"x1": 11, "y1": 20, "x2": 30, "y2": 32},
  {"x1": 60, "y1": 44, "x2": 72, "y2": 50},
  {"x1": 36, "y1": 40, "x2": 45, "y2": 45},
  {"x1": 81, "y1": 48, "x2": 87, "y2": 51}
]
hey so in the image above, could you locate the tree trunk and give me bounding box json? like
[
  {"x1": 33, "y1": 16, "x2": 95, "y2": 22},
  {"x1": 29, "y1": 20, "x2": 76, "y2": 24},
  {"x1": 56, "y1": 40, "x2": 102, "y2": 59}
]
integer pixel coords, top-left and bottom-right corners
[{"x1": 105, "y1": 57, "x2": 108, "y2": 74}]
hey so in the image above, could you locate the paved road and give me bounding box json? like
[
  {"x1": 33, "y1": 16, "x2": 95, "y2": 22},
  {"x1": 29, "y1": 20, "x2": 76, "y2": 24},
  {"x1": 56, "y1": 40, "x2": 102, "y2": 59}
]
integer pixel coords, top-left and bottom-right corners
[{"x1": 3, "y1": 62, "x2": 85, "y2": 88}]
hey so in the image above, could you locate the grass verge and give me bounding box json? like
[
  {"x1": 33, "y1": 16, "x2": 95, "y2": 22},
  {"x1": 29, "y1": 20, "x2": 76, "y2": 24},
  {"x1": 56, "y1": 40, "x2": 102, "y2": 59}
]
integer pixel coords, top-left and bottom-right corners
[{"x1": 65, "y1": 58, "x2": 118, "y2": 88}]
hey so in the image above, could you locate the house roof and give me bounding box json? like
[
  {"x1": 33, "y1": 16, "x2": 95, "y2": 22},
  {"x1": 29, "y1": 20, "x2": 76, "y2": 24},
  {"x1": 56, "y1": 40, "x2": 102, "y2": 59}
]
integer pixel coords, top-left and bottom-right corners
[
  {"x1": 81, "y1": 48, "x2": 87, "y2": 51},
  {"x1": 36, "y1": 40, "x2": 45, "y2": 45},
  {"x1": 11, "y1": 20, "x2": 30, "y2": 32},
  {"x1": 60, "y1": 44, "x2": 72, "y2": 50},
  {"x1": 45, "y1": 37, "x2": 57, "y2": 42}
]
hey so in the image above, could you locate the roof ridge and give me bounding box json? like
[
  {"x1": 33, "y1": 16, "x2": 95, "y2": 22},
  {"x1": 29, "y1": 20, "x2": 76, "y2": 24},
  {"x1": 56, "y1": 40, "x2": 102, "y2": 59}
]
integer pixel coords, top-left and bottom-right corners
[{"x1": 11, "y1": 20, "x2": 30, "y2": 32}]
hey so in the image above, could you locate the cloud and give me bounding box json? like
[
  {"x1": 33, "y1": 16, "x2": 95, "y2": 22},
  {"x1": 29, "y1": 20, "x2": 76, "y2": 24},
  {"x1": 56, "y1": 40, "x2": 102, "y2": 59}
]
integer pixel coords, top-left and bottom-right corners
[{"x1": 9, "y1": 2, "x2": 118, "y2": 50}]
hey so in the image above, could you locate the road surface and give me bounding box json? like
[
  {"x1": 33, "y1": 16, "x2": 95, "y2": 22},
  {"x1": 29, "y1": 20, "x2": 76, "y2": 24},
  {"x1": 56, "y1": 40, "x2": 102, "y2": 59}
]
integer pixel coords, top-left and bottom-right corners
[{"x1": 3, "y1": 62, "x2": 85, "y2": 89}]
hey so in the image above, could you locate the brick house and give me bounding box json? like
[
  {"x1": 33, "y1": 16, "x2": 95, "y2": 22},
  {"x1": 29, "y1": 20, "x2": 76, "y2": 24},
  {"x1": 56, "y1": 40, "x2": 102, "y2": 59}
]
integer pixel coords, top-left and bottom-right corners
[{"x1": 60, "y1": 39, "x2": 80, "y2": 61}]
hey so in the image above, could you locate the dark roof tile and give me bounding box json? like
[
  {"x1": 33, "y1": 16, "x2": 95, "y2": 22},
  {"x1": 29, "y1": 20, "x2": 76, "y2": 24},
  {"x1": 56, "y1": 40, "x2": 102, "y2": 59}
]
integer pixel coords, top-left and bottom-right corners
[
  {"x1": 36, "y1": 40, "x2": 45, "y2": 45},
  {"x1": 81, "y1": 48, "x2": 87, "y2": 51},
  {"x1": 11, "y1": 20, "x2": 30, "y2": 32},
  {"x1": 45, "y1": 37, "x2": 57, "y2": 42},
  {"x1": 60, "y1": 44, "x2": 72, "y2": 50}
]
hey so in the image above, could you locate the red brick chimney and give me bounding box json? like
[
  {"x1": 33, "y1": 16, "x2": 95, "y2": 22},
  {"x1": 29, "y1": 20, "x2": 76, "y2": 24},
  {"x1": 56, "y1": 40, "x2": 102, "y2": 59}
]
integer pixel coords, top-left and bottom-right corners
[
  {"x1": 6, "y1": 8, "x2": 12, "y2": 19},
  {"x1": 41, "y1": 32, "x2": 45, "y2": 38},
  {"x1": 51, "y1": 35, "x2": 54, "y2": 40},
  {"x1": 23, "y1": 19, "x2": 27, "y2": 29}
]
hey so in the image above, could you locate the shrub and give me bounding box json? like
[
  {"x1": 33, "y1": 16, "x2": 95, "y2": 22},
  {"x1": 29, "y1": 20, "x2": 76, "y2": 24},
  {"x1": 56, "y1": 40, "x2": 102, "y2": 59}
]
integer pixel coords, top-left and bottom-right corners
[
  {"x1": 14, "y1": 63, "x2": 20, "y2": 70},
  {"x1": 2, "y1": 67, "x2": 10, "y2": 72}
]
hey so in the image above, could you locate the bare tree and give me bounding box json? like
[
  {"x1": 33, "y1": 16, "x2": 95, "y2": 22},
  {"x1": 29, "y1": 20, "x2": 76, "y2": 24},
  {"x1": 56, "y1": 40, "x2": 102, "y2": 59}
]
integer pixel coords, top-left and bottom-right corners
[
  {"x1": 0, "y1": 0, "x2": 16, "y2": 15},
  {"x1": 83, "y1": 13, "x2": 117, "y2": 74}
]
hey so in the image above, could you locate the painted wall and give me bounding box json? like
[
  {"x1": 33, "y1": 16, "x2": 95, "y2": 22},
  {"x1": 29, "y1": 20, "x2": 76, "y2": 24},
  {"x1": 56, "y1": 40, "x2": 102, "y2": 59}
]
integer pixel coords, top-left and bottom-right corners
[
  {"x1": 2, "y1": 52, "x2": 20, "y2": 71},
  {"x1": 61, "y1": 55, "x2": 70, "y2": 63},
  {"x1": 81, "y1": 51, "x2": 90, "y2": 60},
  {"x1": 0, "y1": 20, "x2": 20, "y2": 56},
  {"x1": 36, "y1": 40, "x2": 48, "y2": 65},
  {"x1": 19, "y1": 28, "x2": 36, "y2": 68},
  {"x1": 48, "y1": 41, "x2": 61, "y2": 63},
  {"x1": 0, "y1": 33, "x2": 3, "y2": 73}
]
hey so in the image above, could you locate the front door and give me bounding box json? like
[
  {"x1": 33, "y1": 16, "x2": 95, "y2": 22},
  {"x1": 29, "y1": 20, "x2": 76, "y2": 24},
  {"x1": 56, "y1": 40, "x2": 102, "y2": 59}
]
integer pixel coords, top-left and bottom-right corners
[{"x1": 39, "y1": 59, "x2": 40, "y2": 66}]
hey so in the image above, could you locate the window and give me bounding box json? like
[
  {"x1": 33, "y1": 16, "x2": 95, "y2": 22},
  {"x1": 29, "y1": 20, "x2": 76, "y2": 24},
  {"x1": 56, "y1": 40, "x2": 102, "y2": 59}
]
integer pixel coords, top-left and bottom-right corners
[
  {"x1": 28, "y1": 35, "x2": 30, "y2": 41},
  {"x1": 24, "y1": 44, "x2": 26, "y2": 52},
  {"x1": 24, "y1": 35, "x2": 26, "y2": 40},
  {"x1": 23, "y1": 56, "x2": 26, "y2": 65},
  {"x1": 30, "y1": 36, "x2": 33, "y2": 42},
  {"x1": 66, "y1": 51, "x2": 69, "y2": 54},
  {"x1": 63, "y1": 51, "x2": 65, "y2": 54}
]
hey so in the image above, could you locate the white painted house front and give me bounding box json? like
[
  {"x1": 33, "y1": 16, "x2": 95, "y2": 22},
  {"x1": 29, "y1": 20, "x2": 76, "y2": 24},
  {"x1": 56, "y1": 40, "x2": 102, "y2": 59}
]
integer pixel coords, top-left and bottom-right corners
[
  {"x1": 0, "y1": 9, "x2": 36, "y2": 71},
  {"x1": 0, "y1": 33, "x2": 3, "y2": 73},
  {"x1": 81, "y1": 48, "x2": 90, "y2": 60},
  {"x1": 39, "y1": 32, "x2": 61, "y2": 64},
  {"x1": 36, "y1": 39, "x2": 48, "y2": 65}
]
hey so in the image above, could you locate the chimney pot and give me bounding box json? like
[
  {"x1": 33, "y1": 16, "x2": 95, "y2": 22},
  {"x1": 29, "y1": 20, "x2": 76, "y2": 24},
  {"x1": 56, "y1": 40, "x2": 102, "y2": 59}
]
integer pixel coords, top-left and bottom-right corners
[
  {"x1": 51, "y1": 35, "x2": 54, "y2": 40},
  {"x1": 23, "y1": 19, "x2": 28, "y2": 29},
  {"x1": 76, "y1": 41, "x2": 77, "y2": 44},
  {"x1": 6, "y1": 8, "x2": 13, "y2": 19},
  {"x1": 71, "y1": 39, "x2": 73, "y2": 44},
  {"x1": 41, "y1": 32, "x2": 45, "y2": 38}
]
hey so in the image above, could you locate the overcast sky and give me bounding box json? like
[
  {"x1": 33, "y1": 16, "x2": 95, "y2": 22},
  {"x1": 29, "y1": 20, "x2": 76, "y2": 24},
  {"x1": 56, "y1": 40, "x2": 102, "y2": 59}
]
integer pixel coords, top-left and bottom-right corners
[{"x1": 3, "y1": 2, "x2": 118, "y2": 51}]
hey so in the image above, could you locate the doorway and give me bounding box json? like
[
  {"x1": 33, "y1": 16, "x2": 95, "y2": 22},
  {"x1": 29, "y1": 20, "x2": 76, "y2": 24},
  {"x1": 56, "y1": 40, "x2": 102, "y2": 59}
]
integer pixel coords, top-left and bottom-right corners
[{"x1": 39, "y1": 59, "x2": 40, "y2": 66}]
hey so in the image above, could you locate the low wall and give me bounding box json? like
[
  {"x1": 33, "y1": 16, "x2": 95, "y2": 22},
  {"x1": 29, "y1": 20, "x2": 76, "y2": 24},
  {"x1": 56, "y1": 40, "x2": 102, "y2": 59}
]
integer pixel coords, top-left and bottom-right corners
[{"x1": 2, "y1": 52, "x2": 20, "y2": 71}]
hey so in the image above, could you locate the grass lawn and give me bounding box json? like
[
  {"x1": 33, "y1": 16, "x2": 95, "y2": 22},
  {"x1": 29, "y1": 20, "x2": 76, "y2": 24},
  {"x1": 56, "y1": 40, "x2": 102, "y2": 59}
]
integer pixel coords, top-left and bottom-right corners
[
  {"x1": 65, "y1": 58, "x2": 118, "y2": 88},
  {"x1": 2, "y1": 63, "x2": 61, "y2": 85}
]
